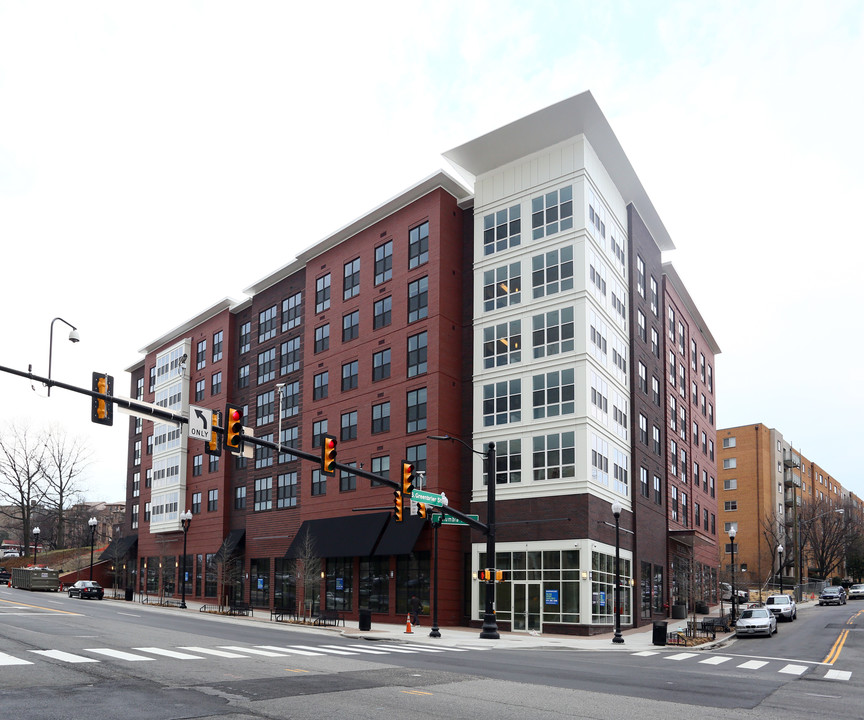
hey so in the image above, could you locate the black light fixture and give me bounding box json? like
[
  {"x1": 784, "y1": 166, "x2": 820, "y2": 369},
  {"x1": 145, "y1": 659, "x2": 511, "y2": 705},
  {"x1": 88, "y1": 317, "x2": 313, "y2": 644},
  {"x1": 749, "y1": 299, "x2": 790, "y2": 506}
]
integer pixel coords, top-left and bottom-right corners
[
  {"x1": 88, "y1": 517, "x2": 98, "y2": 580},
  {"x1": 729, "y1": 526, "x2": 738, "y2": 622},
  {"x1": 179, "y1": 510, "x2": 193, "y2": 608},
  {"x1": 611, "y1": 500, "x2": 624, "y2": 644},
  {"x1": 47, "y1": 317, "x2": 79, "y2": 396}
]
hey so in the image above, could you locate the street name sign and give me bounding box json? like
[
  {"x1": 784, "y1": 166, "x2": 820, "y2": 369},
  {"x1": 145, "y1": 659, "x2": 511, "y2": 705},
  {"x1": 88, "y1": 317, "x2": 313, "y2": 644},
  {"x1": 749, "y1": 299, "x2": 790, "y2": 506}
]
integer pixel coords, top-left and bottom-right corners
[{"x1": 412, "y1": 489, "x2": 445, "y2": 506}]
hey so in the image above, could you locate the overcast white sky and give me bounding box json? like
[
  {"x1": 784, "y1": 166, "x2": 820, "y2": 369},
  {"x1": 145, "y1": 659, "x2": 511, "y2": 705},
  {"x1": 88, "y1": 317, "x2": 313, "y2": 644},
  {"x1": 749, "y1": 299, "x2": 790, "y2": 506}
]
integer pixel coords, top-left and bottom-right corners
[{"x1": 1, "y1": 1, "x2": 862, "y2": 503}]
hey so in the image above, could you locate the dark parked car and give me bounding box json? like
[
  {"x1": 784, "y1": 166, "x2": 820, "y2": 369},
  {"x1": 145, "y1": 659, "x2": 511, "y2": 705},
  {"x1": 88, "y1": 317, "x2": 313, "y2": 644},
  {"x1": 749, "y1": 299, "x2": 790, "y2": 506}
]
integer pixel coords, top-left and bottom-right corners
[
  {"x1": 819, "y1": 586, "x2": 846, "y2": 606},
  {"x1": 68, "y1": 580, "x2": 104, "y2": 600},
  {"x1": 0, "y1": 567, "x2": 10, "y2": 584}
]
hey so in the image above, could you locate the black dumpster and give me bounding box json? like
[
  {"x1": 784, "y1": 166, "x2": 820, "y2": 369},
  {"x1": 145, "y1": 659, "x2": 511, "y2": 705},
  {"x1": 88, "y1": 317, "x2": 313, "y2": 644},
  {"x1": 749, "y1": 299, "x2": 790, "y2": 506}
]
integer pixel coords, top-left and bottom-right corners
[
  {"x1": 359, "y1": 609, "x2": 371, "y2": 631},
  {"x1": 125, "y1": 587, "x2": 134, "y2": 602},
  {"x1": 652, "y1": 620, "x2": 667, "y2": 646}
]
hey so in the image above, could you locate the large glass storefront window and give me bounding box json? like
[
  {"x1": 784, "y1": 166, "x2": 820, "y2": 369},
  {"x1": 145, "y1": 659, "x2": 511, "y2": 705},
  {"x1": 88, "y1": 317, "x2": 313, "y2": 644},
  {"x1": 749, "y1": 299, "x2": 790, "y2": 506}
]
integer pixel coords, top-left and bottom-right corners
[
  {"x1": 146, "y1": 556, "x2": 158, "y2": 594},
  {"x1": 325, "y1": 557, "x2": 353, "y2": 611},
  {"x1": 396, "y1": 552, "x2": 429, "y2": 615},
  {"x1": 205, "y1": 553, "x2": 217, "y2": 597},
  {"x1": 274, "y1": 558, "x2": 297, "y2": 611},
  {"x1": 359, "y1": 558, "x2": 389, "y2": 613},
  {"x1": 250, "y1": 558, "x2": 270, "y2": 607},
  {"x1": 653, "y1": 564, "x2": 664, "y2": 613},
  {"x1": 591, "y1": 550, "x2": 631, "y2": 624},
  {"x1": 641, "y1": 560, "x2": 652, "y2": 619}
]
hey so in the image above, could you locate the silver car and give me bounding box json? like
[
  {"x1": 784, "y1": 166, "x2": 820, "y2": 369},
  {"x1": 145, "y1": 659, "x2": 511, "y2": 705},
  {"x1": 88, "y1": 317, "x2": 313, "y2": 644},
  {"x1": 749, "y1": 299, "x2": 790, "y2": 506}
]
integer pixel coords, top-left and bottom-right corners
[
  {"x1": 765, "y1": 594, "x2": 797, "y2": 621},
  {"x1": 847, "y1": 584, "x2": 864, "y2": 600},
  {"x1": 735, "y1": 607, "x2": 777, "y2": 638}
]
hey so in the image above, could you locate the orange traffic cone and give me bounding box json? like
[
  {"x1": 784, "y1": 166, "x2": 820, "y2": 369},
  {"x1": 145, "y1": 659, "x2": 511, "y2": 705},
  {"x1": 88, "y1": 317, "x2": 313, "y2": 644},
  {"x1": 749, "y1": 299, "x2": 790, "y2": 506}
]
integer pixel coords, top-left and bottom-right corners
[{"x1": 404, "y1": 614, "x2": 413, "y2": 634}]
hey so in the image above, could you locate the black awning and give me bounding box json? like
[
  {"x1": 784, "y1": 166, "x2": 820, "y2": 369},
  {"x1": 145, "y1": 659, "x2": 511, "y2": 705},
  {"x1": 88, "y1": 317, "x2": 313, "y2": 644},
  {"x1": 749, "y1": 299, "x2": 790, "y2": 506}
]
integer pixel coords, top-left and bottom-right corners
[
  {"x1": 286, "y1": 513, "x2": 390, "y2": 559},
  {"x1": 98, "y1": 534, "x2": 138, "y2": 562},
  {"x1": 373, "y1": 515, "x2": 425, "y2": 556},
  {"x1": 214, "y1": 529, "x2": 246, "y2": 561}
]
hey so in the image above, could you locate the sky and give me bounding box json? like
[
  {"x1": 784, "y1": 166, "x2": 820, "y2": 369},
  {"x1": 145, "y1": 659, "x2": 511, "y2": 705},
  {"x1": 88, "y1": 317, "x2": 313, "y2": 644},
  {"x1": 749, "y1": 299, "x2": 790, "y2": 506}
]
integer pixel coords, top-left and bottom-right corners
[{"x1": 1, "y1": 0, "x2": 862, "y2": 503}]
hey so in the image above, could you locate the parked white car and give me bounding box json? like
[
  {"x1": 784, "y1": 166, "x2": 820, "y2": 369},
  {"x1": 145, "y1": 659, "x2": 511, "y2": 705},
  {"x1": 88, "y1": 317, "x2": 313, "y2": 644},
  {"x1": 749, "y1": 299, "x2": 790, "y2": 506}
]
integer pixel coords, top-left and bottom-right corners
[
  {"x1": 847, "y1": 584, "x2": 864, "y2": 600},
  {"x1": 765, "y1": 594, "x2": 797, "y2": 621},
  {"x1": 736, "y1": 607, "x2": 777, "y2": 638}
]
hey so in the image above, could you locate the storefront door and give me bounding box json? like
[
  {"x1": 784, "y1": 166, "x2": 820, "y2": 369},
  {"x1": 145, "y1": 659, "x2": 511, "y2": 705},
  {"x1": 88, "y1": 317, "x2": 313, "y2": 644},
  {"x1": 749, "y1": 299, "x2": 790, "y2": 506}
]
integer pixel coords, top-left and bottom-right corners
[{"x1": 513, "y1": 582, "x2": 541, "y2": 632}]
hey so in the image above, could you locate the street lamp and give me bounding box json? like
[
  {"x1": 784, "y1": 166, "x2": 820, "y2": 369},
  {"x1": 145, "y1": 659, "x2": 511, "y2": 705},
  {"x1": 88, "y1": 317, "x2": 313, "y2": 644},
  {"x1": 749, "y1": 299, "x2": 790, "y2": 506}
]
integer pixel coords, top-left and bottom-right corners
[
  {"x1": 179, "y1": 510, "x2": 192, "y2": 608},
  {"x1": 729, "y1": 526, "x2": 738, "y2": 622},
  {"x1": 47, "y1": 317, "x2": 79, "y2": 396},
  {"x1": 611, "y1": 500, "x2": 624, "y2": 644},
  {"x1": 428, "y1": 434, "x2": 499, "y2": 639},
  {"x1": 777, "y1": 544, "x2": 784, "y2": 595},
  {"x1": 88, "y1": 517, "x2": 98, "y2": 580},
  {"x1": 32, "y1": 527, "x2": 40, "y2": 566}
]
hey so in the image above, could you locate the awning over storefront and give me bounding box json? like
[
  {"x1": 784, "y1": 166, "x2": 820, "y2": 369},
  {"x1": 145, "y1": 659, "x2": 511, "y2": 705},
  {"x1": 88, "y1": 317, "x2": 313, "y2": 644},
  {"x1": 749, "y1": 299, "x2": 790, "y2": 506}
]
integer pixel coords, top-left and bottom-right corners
[
  {"x1": 668, "y1": 528, "x2": 714, "y2": 549},
  {"x1": 98, "y1": 534, "x2": 138, "y2": 562},
  {"x1": 286, "y1": 513, "x2": 390, "y2": 559},
  {"x1": 214, "y1": 529, "x2": 246, "y2": 561},
  {"x1": 373, "y1": 515, "x2": 425, "y2": 556}
]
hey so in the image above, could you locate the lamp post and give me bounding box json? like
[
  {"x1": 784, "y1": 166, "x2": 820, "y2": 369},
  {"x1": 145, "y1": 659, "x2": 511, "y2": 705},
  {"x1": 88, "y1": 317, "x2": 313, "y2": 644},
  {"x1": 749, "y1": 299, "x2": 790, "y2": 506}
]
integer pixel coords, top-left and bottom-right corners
[
  {"x1": 777, "y1": 544, "x2": 784, "y2": 595},
  {"x1": 729, "y1": 526, "x2": 738, "y2": 622},
  {"x1": 32, "y1": 527, "x2": 40, "y2": 566},
  {"x1": 179, "y1": 510, "x2": 192, "y2": 608},
  {"x1": 611, "y1": 500, "x2": 624, "y2": 644},
  {"x1": 88, "y1": 517, "x2": 98, "y2": 580},
  {"x1": 428, "y1": 434, "x2": 499, "y2": 639},
  {"x1": 47, "y1": 317, "x2": 80, "y2": 396},
  {"x1": 429, "y1": 513, "x2": 442, "y2": 638}
]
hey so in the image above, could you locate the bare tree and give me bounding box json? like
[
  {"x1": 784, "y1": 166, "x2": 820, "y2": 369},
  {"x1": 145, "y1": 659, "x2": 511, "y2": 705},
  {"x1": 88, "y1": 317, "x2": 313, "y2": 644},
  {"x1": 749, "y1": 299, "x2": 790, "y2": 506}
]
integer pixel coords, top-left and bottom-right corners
[
  {"x1": 799, "y1": 500, "x2": 848, "y2": 580},
  {"x1": 41, "y1": 426, "x2": 91, "y2": 549},
  {"x1": 0, "y1": 423, "x2": 48, "y2": 555},
  {"x1": 289, "y1": 527, "x2": 320, "y2": 621},
  {"x1": 216, "y1": 552, "x2": 244, "y2": 610},
  {"x1": 759, "y1": 508, "x2": 786, "y2": 587}
]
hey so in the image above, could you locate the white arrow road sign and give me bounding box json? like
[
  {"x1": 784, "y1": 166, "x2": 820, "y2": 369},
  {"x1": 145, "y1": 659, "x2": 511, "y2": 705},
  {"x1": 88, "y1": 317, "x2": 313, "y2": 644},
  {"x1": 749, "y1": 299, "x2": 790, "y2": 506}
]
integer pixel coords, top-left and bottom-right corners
[{"x1": 188, "y1": 405, "x2": 212, "y2": 441}]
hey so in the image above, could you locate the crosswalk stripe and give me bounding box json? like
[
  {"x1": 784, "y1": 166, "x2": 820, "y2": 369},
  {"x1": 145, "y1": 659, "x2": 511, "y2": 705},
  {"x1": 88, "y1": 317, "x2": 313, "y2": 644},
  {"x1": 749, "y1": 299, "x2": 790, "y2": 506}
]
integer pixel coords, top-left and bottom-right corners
[
  {"x1": 824, "y1": 669, "x2": 851, "y2": 681},
  {"x1": 339, "y1": 644, "x2": 391, "y2": 655},
  {"x1": 86, "y1": 648, "x2": 153, "y2": 661},
  {"x1": 289, "y1": 645, "x2": 357, "y2": 656},
  {"x1": 737, "y1": 660, "x2": 768, "y2": 670},
  {"x1": 256, "y1": 645, "x2": 323, "y2": 656},
  {"x1": 221, "y1": 646, "x2": 290, "y2": 657},
  {"x1": 0, "y1": 651, "x2": 33, "y2": 666},
  {"x1": 778, "y1": 664, "x2": 807, "y2": 675},
  {"x1": 31, "y1": 650, "x2": 97, "y2": 664},
  {"x1": 376, "y1": 644, "x2": 445, "y2": 653},
  {"x1": 400, "y1": 642, "x2": 468, "y2": 652},
  {"x1": 135, "y1": 648, "x2": 203, "y2": 660},
  {"x1": 700, "y1": 656, "x2": 732, "y2": 665},
  {"x1": 179, "y1": 646, "x2": 249, "y2": 658},
  {"x1": 666, "y1": 653, "x2": 698, "y2": 661},
  {"x1": 360, "y1": 644, "x2": 418, "y2": 654},
  {"x1": 632, "y1": 651, "x2": 658, "y2": 657}
]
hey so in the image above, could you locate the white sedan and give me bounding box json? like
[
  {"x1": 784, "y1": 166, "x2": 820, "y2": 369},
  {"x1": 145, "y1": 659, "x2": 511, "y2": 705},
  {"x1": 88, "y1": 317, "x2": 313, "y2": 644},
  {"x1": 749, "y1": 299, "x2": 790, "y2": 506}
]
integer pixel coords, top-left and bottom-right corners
[
  {"x1": 735, "y1": 607, "x2": 777, "y2": 638},
  {"x1": 848, "y1": 584, "x2": 864, "y2": 600}
]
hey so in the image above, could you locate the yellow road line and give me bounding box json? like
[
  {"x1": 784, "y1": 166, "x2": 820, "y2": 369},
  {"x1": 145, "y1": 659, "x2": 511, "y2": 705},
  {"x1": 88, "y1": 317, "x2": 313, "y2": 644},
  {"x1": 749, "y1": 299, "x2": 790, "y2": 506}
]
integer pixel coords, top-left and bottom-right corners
[
  {"x1": 402, "y1": 690, "x2": 433, "y2": 696},
  {"x1": 823, "y1": 629, "x2": 849, "y2": 665},
  {"x1": 284, "y1": 668, "x2": 310, "y2": 673},
  {"x1": 0, "y1": 596, "x2": 79, "y2": 615}
]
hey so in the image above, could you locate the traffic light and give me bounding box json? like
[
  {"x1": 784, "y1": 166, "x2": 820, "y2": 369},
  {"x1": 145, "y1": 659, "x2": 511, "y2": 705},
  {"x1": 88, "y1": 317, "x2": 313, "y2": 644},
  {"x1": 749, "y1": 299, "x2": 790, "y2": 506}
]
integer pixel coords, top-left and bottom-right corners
[
  {"x1": 401, "y1": 461, "x2": 415, "y2": 496},
  {"x1": 417, "y1": 503, "x2": 427, "y2": 519},
  {"x1": 224, "y1": 404, "x2": 244, "y2": 452},
  {"x1": 91, "y1": 372, "x2": 114, "y2": 426},
  {"x1": 477, "y1": 569, "x2": 504, "y2": 582},
  {"x1": 477, "y1": 569, "x2": 488, "y2": 582},
  {"x1": 322, "y1": 434, "x2": 337, "y2": 476},
  {"x1": 393, "y1": 490, "x2": 403, "y2": 522},
  {"x1": 205, "y1": 409, "x2": 222, "y2": 457},
  {"x1": 495, "y1": 570, "x2": 505, "y2": 582}
]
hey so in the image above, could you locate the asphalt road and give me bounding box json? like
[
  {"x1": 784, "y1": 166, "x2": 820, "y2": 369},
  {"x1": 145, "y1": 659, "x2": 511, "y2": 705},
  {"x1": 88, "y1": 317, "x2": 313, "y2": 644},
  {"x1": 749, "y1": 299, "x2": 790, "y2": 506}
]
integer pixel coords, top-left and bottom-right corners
[{"x1": 0, "y1": 587, "x2": 861, "y2": 720}]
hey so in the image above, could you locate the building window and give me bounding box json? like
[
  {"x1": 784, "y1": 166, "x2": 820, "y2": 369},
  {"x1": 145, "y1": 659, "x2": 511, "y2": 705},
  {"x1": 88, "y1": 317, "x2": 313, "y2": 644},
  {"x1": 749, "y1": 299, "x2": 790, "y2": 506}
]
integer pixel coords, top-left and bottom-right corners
[
  {"x1": 650, "y1": 276, "x2": 658, "y2": 315},
  {"x1": 531, "y1": 185, "x2": 573, "y2": 239},
  {"x1": 407, "y1": 276, "x2": 428, "y2": 322},
  {"x1": 281, "y1": 381, "x2": 299, "y2": 418},
  {"x1": 209, "y1": 455, "x2": 219, "y2": 473},
  {"x1": 341, "y1": 410, "x2": 358, "y2": 441},
  {"x1": 257, "y1": 391, "x2": 274, "y2": 425},
  {"x1": 723, "y1": 436, "x2": 736, "y2": 448},
  {"x1": 483, "y1": 204, "x2": 521, "y2": 255},
  {"x1": 371, "y1": 402, "x2": 390, "y2": 434},
  {"x1": 131, "y1": 504, "x2": 139, "y2": 529},
  {"x1": 255, "y1": 434, "x2": 273, "y2": 469},
  {"x1": 723, "y1": 457, "x2": 736, "y2": 469},
  {"x1": 278, "y1": 425, "x2": 298, "y2": 463},
  {"x1": 636, "y1": 256, "x2": 645, "y2": 297},
  {"x1": 315, "y1": 273, "x2": 331, "y2": 313},
  {"x1": 210, "y1": 371, "x2": 222, "y2": 396},
  {"x1": 281, "y1": 337, "x2": 300, "y2": 375},
  {"x1": 639, "y1": 414, "x2": 648, "y2": 445},
  {"x1": 339, "y1": 462, "x2": 357, "y2": 492},
  {"x1": 342, "y1": 310, "x2": 360, "y2": 342},
  {"x1": 724, "y1": 478, "x2": 737, "y2": 490},
  {"x1": 196, "y1": 339, "x2": 207, "y2": 370},
  {"x1": 484, "y1": 321, "x2": 521, "y2": 368},
  {"x1": 257, "y1": 348, "x2": 275, "y2": 385},
  {"x1": 259, "y1": 305, "x2": 278, "y2": 342},
  {"x1": 638, "y1": 362, "x2": 647, "y2": 394},
  {"x1": 311, "y1": 468, "x2": 326, "y2": 496},
  {"x1": 724, "y1": 500, "x2": 738, "y2": 511},
  {"x1": 239, "y1": 322, "x2": 251, "y2": 354},
  {"x1": 651, "y1": 328, "x2": 659, "y2": 357},
  {"x1": 193, "y1": 455, "x2": 202, "y2": 477},
  {"x1": 282, "y1": 292, "x2": 302, "y2": 331},
  {"x1": 343, "y1": 258, "x2": 360, "y2": 300},
  {"x1": 637, "y1": 310, "x2": 646, "y2": 342},
  {"x1": 370, "y1": 455, "x2": 389, "y2": 487},
  {"x1": 342, "y1": 360, "x2": 358, "y2": 391},
  {"x1": 492, "y1": 439, "x2": 521, "y2": 484},
  {"x1": 533, "y1": 431, "x2": 575, "y2": 480},
  {"x1": 652, "y1": 376, "x2": 660, "y2": 406},
  {"x1": 314, "y1": 324, "x2": 330, "y2": 353},
  {"x1": 483, "y1": 380, "x2": 521, "y2": 426},
  {"x1": 407, "y1": 332, "x2": 427, "y2": 377},
  {"x1": 640, "y1": 467, "x2": 649, "y2": 498},
  {"x1": 277, "y1": 472, "x2": 297, "y2": 508},
  {"x1": 313, "y1": 371, "x2": 329, "y2": 401},
  {"x1": 373, "y1": 297, "x2": 392, "y2": 330},
  {"x1": 374, "y1": 240, "x2": 393, "y2": 285},
  {"x1": 208, "y1": 489, "x2": 218, "y2": 512},
  {"x1": 654, "y1": 475, "x2": 662, "y2": 505},
  {"x1": 531, "y1": 245, "x2": 573, "y2": 299},
  {"x1": 238, "y1": 364, "x2": 249, "y2": 389},
  {"x1": 211, "y1": 330, "x2": 223, "y2": 363},
  {"x1": 372, "y1": 348, "x2": 391, "y2": 381},
  {"x1": 192, "y1": 492, "x2": 202, "y2": 514},
  {"x1": 533, "y1": 369, "x2": 574, "y2": 419},
  {"x1": 671, "y1": 486, "x2": 679, "y2": 522},
  {"x1": 653, "y1": 426, "x2": 661, "y2": 456},
  {"x1": 406, "y1": 444, "x2": 427, "y2": 475},
  {"x1": 406, "y1": 388, "x2": 427, "y2": 433},
  {"x1": 312, "y1": 419, "x2": 327, "y2": 448},
  {"x1": 254, "y1": 477, "x2": 272, "y2": 512},
  {"x1": 408, "y1": 221, "x2": 429, "y2": 268},
  {"x1": 533, "y1": 308, "x2": 573, "y2": 359},
  {"x1": 483, "y1": 263, "x2": 521, "y2": 311},
  {"x1": 195, "y1": 378, "x2": 205, "y2": 402}
]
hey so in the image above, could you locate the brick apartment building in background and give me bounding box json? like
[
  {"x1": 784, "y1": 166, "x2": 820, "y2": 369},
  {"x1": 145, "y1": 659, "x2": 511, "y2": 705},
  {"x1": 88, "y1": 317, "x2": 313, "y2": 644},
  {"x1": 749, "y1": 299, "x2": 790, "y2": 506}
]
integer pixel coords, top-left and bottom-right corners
[{"x1": 114, "y1": 91, "x2": 721, "y2": 634}]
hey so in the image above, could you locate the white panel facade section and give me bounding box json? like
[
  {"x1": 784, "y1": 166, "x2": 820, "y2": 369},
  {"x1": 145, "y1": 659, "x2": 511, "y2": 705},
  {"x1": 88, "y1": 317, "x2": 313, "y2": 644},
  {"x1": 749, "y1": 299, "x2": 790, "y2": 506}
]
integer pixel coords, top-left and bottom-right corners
[
  {"x1": 471, "y1": 136, "x2": 631, "y2": 511},
  {"x1": 150, "y1": 338, "x2": 190, "y2": 535}
]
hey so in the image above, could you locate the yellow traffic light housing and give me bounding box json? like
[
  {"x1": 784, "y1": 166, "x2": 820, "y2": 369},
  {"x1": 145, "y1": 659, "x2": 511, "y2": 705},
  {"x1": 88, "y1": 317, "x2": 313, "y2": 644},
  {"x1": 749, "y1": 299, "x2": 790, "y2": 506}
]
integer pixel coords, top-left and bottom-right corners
[
  {"x1": 417, "y1": 503, "x2": 427, "y2": 519},
  {"x1": 401, "y1": 461, "x2": 414, "y2": 496},
  {"x1": 322, "y1": 434, "x2": 337, "y2": 476},
  {"x1": 224, "y1": 404, "x2": 244, "y2": 452},
  {"x1": 91, "y1": 372, "x2": 114, "y2": 426},
  {"x1": 393, "y1": 490, "x2": 403, "y2": 522},
  {"x1": 205, "y1": 409, "x2": 222, "y2": 457}
]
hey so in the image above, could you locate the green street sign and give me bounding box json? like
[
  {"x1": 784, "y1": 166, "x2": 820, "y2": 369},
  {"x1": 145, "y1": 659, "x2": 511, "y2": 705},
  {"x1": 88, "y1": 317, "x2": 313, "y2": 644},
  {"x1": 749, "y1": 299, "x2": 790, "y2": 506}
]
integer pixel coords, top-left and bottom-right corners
[
  {"x1": 412, "y1": 489, "x2": 445, "y2": 506},
  {"x1": 438, "y1": 513, "x2": 479, "y2": 526}
]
